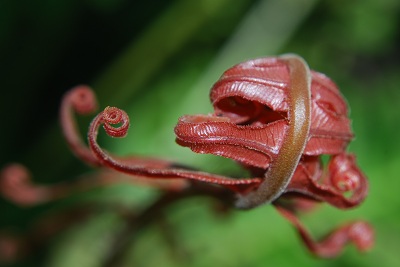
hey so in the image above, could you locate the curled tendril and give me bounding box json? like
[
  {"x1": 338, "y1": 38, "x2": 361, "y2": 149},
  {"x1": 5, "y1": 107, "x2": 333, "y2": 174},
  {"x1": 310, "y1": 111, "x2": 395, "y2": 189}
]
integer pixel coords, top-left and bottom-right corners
[
  {"x1": 60, "y1": 85, "x2": 99, "y2": 166},
  {"x1": 286, "y1": 154, "x2": 368, "y2": 209},
  {"x1": 323, "y1": 154, "x2": 368, "y2": 208},
  {"x1": 68, "y1": 85, "x2": 98, "y2": 114},
  {"x1": 102, "y1": 106, "x2": 130, "y2": 138},
  {"x1": 0, "y1": 164, "x2": 49, "y2": 206},
  {"x1": 87, "y1": 107, "x2": 262, "y2": 193},
  {"x1": 328, "y1": 154, "x2": 361, "y2": 192},
  {"x1": 275, "y1": 205, "x2": 374, "y2": 258}
]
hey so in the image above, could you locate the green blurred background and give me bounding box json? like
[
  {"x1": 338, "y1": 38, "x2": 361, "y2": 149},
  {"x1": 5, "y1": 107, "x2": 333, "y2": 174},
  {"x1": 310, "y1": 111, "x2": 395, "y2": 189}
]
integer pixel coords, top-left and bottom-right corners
[{"x1": 1, "y1": 0, "x2": 399, "y2": 266}]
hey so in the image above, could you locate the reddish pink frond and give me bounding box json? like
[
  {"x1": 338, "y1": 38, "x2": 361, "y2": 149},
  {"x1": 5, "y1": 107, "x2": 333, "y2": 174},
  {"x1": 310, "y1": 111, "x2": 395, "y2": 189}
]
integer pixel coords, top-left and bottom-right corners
[
  {"x1": 275, "y1": 204, "x2": 374, "y2": 258},
  {"x1": 0, "y1": 164, "x2": 50, "y2": 206},
  {"x1": 175, "y1": 115, "x2": 287, "y2": 168},
  {"x1": 206, "y1": 57, "x2": 353, "y2": 157},
  {"x1": 87, "y1": 107, "x2": 262, "y2": 194},
  {"x1": 60, "y1": 85, "x2": 100, "y2": 166},
  {"x1": 286, "y1": 153, "x2": 368, "y2": 209}
]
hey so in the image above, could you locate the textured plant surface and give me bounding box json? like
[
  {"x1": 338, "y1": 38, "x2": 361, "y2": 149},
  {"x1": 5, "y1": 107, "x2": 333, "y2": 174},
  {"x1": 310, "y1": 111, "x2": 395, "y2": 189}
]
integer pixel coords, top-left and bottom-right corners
[
  {"x1": 1, "y1": 55, "x2": 373, "y2": 266},
  {"x1": 1, "y1": 1, "x2": 399, "y2": 267}
]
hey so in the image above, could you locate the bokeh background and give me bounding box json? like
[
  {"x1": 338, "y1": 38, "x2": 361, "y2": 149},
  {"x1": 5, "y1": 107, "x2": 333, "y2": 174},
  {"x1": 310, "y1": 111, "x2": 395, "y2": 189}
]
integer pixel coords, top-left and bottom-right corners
[{"x1": 1, "y1": 0, "x2": 399, "y2": 266}]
